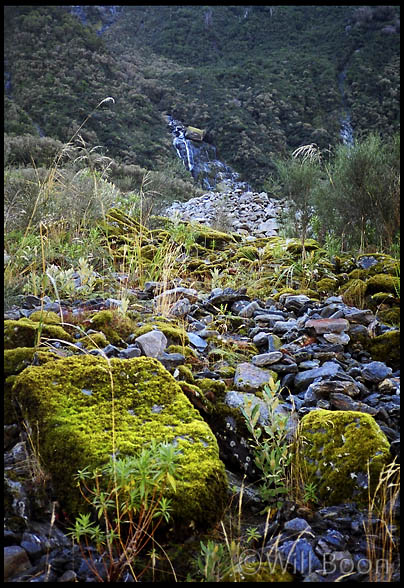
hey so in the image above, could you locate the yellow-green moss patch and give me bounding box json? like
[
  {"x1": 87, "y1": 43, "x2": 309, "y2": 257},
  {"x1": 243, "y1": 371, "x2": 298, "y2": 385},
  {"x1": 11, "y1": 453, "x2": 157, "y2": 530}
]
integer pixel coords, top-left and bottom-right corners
[
  {"x1": 88, "y1": 310, "x2": 136, "y2": 345},
  {"x1": 222, "y1": 561, "x2": 294, "y2": 582},
  {"x1": 367, "y1": 330, "x2": 400, "y2": 369},
  {"x1": 4, "y1": 318, "x2": 73, "y2": 349},
  {"x1": 12, "y1": 356, "x2": 227, "y2": 529},
  {"x1": 78, "y1": 331, "x2": 110, "y2": 350},
  {"x1": 29, "y1": 310, "x2": 61, "y2": 324},
  {"x1": 299, "y1": 409, "x2": 390, "y2": 506}
]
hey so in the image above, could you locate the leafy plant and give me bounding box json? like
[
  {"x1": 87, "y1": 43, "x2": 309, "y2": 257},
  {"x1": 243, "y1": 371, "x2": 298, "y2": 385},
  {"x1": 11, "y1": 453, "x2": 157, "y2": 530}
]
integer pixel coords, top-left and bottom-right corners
[
  {"x1": 69, "y1": 440, "x2": 181, "y2": 582},
  {"x1": 240, "y1": 378, "x2": 293, "y2": 510}
]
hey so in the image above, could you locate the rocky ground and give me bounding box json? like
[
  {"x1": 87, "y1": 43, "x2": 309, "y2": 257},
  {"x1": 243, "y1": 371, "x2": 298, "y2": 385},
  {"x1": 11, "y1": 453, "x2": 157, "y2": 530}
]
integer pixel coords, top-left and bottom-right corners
[{"x1": 4, "y1": 206, "x2": 400, "y2": 582}]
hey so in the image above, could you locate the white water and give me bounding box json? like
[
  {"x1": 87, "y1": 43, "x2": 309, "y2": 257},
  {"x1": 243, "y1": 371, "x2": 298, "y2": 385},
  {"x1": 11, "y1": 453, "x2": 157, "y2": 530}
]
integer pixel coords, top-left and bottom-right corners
[
  {"x1": 167, "y1": 115, "x2": 251, "y2": 191},
  {"x1": 338, "y1": 67, "x2": 354, "y2": 147}
]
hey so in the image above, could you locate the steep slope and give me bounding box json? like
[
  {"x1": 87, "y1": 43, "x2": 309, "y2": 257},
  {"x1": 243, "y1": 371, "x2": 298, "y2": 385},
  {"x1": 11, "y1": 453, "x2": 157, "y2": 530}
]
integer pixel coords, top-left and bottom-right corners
[{"x1": 4, "y1": 5, "x2": 400, "y2": 188}]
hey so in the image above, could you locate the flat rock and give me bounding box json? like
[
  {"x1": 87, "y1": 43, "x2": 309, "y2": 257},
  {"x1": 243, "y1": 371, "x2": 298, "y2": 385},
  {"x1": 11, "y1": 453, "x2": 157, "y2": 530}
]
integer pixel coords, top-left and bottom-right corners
[
  {"x1": 305, "y1": 318, "x2": 350, "y2": 334},
  {"x1": 294, "y1": 361, "x2": 341, "y2": 391},
  {"x1": 234, "y1": 362, "x2": 274, "y2": 391},
  {"x1": 251, "y1": 351, "x2": 283, "y2": 366},
  {"x1": 135, "y1": 329, "x2": 167, "y2": 357}
]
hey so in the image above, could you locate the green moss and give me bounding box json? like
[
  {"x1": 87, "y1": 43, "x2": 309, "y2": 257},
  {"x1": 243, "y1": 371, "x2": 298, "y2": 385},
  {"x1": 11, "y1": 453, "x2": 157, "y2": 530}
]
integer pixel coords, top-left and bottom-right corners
[
  {"x1": 338, "y1": 279, "x2": 367, "y2": 307},
  {"x1": 316, "y1": 277, "x2": 339, "y2": 293},
  {"x1": 176, "y1": 364, "x2": 195, "y2": 384},
  {"x1": 12, "y1": 355, "x2": 227, "y2": 529},
  {"x1": 79, "y1": 331, "x2": 110, "y2": 350},
  {"x1": 376, "y1": 307, "x2": 400, "y2": 327},
  {"x1": 133, "y1": 322, "x2": 189, "y2": 346},
  {"x1": 367, "y1": 330, "x2": 400, "y2": 369},
  {"x1": 29, "y1": 310, "x2": 61, "y2": 324},
  {"x1": 365, "y1": 274, "x2": 399, "y2": 295},
  {"x1": 222, "y1": 561, "x2": 294, "y2": 582},
  {"x1": 167, "y1": 344, "x2": 197, "y2": 359},
  {"x1": 4, "y1": 318, "x2": 73, "y2": 349},
  {"x1": 285, "y1": 238, "x2": 320, "y2": 254},
  {"x1": 299, "y1": 409, "x2": 390, "y2": 506},
  {"x1": 88, "y1": 310, "x2": 136, "y2": 345}
]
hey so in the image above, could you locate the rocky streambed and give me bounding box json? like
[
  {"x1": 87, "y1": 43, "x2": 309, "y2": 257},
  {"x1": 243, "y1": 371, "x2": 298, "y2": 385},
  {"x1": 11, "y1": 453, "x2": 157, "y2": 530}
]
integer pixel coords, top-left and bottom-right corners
[{"x1": 4, "y1": 210, "x2": 400, "y2": 582}]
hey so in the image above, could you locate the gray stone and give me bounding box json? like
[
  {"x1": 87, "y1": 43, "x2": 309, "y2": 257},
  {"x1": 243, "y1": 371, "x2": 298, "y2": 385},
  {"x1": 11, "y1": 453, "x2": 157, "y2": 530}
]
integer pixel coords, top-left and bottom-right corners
[
  {"x1": 118, "y1": 345, "x2": 142, "y2": 359},
  {"x1": 329, "y1": 393, "x2": 378, "y2": 415},
  {"x1": 187, "y1": 332, "x2": 208, "y2": 350},
  {"x1": 251, "y1": 351, "x2": 283, "y2": 366},
  {"x1": 238, "y1": 300, "x2": 262, "y2": 318},
  {"x1": 294, "y1": 361, "x2": 341, "y2": 391},
  {"x1": 4, "y1": 545, "x2": 32, "y2": 581},
  {"x1": 361, "y1": 361, "x2": 393, "y2": 383},
  {"x1": 284, "y1": 518, "x2": 314, "y2": 537},
  {"x1": 277, "y1": 538, "x2": 322, "y2": 575},
  {"x1": 234, "y1": 362, "x2": 274, "y2": 391},
  {"x1": 135, "y1": 330, "x2": 167, "y2": 357},
  {"x1": 169, "y1": 297, "x2": 191, "y2": 317}
]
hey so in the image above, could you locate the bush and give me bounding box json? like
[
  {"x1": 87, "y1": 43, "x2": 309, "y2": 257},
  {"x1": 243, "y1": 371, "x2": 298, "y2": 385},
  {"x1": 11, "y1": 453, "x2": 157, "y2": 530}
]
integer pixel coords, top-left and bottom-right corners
[{"x1": 313, "y1": 132, "x2": 400, "y2": 251}]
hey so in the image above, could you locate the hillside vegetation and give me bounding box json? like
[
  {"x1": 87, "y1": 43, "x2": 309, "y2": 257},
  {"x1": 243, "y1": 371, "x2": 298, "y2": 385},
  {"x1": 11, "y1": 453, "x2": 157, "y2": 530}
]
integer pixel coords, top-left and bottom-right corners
[{"x1": 4, "y1": 5, "x2": 400, "y2": 186}]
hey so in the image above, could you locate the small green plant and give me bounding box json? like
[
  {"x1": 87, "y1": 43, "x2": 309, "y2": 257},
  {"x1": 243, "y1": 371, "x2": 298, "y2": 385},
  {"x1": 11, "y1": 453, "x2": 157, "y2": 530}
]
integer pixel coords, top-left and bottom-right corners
[
  {"x1": 302, "y1": 481, "x2": 319, "y2": 505},
  {"x1": 241, "y1": 378, "x2": 293, "y2": 510},
  {"x1": 69, "y1": 440, "x2": 180, "y2": 582}
]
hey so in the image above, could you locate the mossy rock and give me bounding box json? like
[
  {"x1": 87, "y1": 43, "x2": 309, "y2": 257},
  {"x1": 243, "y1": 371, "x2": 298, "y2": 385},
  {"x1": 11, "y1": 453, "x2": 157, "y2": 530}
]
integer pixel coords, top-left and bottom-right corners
[
  {"x1": 133, "y1": 322, "x2": 189, "y2": 346},
  {"x1": 285, "y1": 238, "x2": 320, "y2": 255},
  {"x1": 338, "y1": 279, "x2": 367, "y2": 307},
  {"x1": 4, "y1": 318, "x2": 74, "y2": 349},
  {"x1": 272, "y1": 287, "x2": 296, "y2": 301},
  {"x1": 197, "y1": 378, "x2": 227, "y2": 401},
  {"x1": 365, "y1": 274, "x2": 399, "y2": 295},
  {"x1": 356, "y1": 253, "x2": 400, "y2": 276},
  {"x1": 88, "y1": 310, "x2": 136, "y2": 345},
  {"x1": 176, "y1": 364, "x2": 195, "y2": 384},
  {"x1": 367, "y1": 330, "x2": 400, "y2": 370},
  {"x1": 78, "y1": 331, "x2": 110, "y2": 350},
  {"x1": 299, "y1": 409, "x2": 390, "y2": 506},
  {"x1": 167, "y1": 344, "x2": 197, "y2": 359},
  {"x1": 11, "y1": 356, "x2": 228, "y2": 529},
  {"x1": 232, "y1": 245, "x2": 260, "y2": 261},
  {"x1": 376, "y1": 307, "x2": 400, "y2": 327},
  {"x1": 4, "y1": 347, "x2": 60, "y2": 424},
  {"x1": 191, "y1": 223, "x2": 240, "y2": 249},
  {"x1": 4, "y1": 347, "x2": 38, "y2": 377},
  {"x1": 222, "y1": 561, "x2": 294, "y2": 582},
  {"x1": 347, "y1": 268, "x2": 369, "y2": 281},
  {"x1": 29, "y1": 310, "x2": 61, "y2": 324},
  {"x1": 316, "y1": 277, "x2": 339, "y2": 293}
]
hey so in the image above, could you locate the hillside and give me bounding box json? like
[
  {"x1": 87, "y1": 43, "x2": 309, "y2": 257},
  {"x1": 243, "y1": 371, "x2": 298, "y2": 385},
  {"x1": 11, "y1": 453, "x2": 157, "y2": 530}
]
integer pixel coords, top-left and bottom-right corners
[{"x1": 4, "y1": 5, "x2": 400, "y2": 188}]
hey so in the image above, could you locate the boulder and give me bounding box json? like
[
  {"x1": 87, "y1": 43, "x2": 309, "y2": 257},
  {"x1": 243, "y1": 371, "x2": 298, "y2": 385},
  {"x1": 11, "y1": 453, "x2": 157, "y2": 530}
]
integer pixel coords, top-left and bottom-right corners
[
  {"x1": 299, "y1": 409, "x2": 390, "y2": 506},
  {"x1": 12, "y1": 356, "x2": 228, "y2": 529}
]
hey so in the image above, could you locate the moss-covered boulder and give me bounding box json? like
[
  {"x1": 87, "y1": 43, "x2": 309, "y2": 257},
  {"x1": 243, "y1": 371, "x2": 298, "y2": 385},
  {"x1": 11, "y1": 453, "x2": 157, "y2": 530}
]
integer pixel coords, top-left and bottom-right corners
[
  {"x1": 88, "y1": 310, "x2": 136, "y2": 345},
  {"x1": 367, "y1": 330, "x2": 400, "y2": 370},
  {"x1": 4, "y1": 318, "x2": 73, "y2": 349},
  {"x1": 299, "y1": 409, "x2": 390, "y2": 506},
  {"x1": 11, "y1": 356, "x2": 227, "y2": 529}
]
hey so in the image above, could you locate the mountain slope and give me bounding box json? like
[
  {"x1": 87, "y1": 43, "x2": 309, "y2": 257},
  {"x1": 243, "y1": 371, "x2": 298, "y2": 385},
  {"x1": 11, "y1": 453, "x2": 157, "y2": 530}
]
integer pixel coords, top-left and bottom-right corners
[{"x1": 4, "y1": 5, "x2": 400, "y2": 188}]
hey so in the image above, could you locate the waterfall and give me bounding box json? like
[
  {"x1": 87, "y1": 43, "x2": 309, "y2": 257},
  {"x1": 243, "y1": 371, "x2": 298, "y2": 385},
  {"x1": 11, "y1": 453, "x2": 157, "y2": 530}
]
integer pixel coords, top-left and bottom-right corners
[
  {"x1": 167, "y1": 115, "x2": 251, "y2": 191},
  {"x1": 338, "y1": 66, "x2": 354, "y2": 147}
]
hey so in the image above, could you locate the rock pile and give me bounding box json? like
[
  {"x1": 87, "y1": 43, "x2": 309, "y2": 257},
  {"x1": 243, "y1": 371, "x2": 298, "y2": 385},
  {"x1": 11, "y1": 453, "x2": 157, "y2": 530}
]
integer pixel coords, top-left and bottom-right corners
[
  {"x1": 4, "y1": 281, "x2": 400, "y2": 581},
  {"x1": 165, "y1": 190, "x2": 285, "y2": 237}
]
